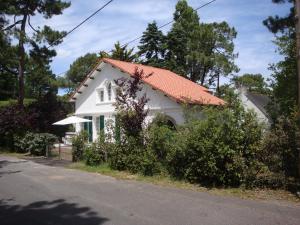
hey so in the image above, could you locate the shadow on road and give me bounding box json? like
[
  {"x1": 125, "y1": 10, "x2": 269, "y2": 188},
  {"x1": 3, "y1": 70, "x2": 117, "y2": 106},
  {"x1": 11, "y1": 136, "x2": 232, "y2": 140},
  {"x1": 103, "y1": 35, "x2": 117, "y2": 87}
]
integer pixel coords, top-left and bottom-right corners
[
  {"x1": 0, "y1": 159, "x2": 27, "y2": 168},
  {"x1": 0, "y1": 199, "x2": 109, "y2": 225},
  {"x1": 0, "y1": 160, "x2": 26, "y2": 178}
]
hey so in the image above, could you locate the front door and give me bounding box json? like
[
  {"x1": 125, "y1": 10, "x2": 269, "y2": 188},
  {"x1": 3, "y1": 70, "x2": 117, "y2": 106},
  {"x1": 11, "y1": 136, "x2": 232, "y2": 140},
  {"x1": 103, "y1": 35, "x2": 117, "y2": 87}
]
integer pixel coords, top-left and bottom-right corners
[{"x1": 84, "y1": 116, "x2": 93, "y2": 142}]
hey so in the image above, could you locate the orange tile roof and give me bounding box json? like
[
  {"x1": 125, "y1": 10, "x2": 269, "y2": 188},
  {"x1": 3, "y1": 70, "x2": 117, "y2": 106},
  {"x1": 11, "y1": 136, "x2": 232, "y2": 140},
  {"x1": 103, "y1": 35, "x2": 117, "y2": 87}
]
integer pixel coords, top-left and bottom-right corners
[
  {"x1": 70, "y1": 58, "x2": 225, "y2": 105},
  {"x1": 101, "y1": 58, "x2": 225, "y2": 105}
]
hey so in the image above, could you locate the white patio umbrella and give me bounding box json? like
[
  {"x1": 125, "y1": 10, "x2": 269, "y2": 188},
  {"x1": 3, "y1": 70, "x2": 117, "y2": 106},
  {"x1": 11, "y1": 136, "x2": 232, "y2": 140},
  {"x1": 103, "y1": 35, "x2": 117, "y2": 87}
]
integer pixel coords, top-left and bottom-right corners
[
  {"x1": 52, "y1": 116, "x2": 92, "y2": 159},
  {"x1": 53, "y1": 116, "x2": 91, "y2": 125}
]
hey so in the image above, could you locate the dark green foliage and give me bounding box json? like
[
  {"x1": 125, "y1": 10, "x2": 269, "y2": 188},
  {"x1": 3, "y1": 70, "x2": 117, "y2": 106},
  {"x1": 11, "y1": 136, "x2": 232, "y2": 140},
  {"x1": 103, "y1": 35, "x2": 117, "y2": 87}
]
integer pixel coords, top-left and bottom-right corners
[
  {"x1": 164, "y1": 0, "x2": 238, "y2": 89},
  {"x1": 138, "y1": 21, "x2": 166, "y2": 67},
  {"x1": 263, "y1": 0, "x2": 294, "y2": 36},
  {"x1": 169, "y1": 91, "x2": 263, "y2": 186},
  {"x1": 260, "y1": 115, "x2": 299, "y2": 178},
  {"x1": 0, "y1": 104, "x2": 39, "y2": 149},
  {"x1": 0, "y1": 0, "x2": 70, "y2": 106},
  {"x1": 109, "y1": 137, "x2": 143, "y2": 173},
  {"x1": 232, "y1": 73, "x2": 270, "y2": 94},
  {"x1": 109, "y1": 137, "x2": 160, "y2": 176},
  {"x1": 268, "y1": 36, "x2": 297, "y2": 117},
  {"x1": 15, "y1": 132, "x2": 57, "y2": 156},
  {"x1": 65, "y1": 53, "x2": 98, "y2": 91},
  {"x1": 100, "y1": 42, "x2": 138, "y2": 62},
  {"x1": 84, "y1": 144, "x2": 104, "y2": 166},
  {"x1": 263, "y1": 0, "x2": 297, "y2": 118},
  {"x1": 72, "y1": 131, "x2": 88, "y2": 162},
  {"x1": 166, "y1": 106, "x2": 263, "y2": 186},
  {"x1": 84, "y1": 131, "x2": 114, "y2": 166},
  {"x1": 146, "y1": 124, "x2": 174, "y2": 162}
]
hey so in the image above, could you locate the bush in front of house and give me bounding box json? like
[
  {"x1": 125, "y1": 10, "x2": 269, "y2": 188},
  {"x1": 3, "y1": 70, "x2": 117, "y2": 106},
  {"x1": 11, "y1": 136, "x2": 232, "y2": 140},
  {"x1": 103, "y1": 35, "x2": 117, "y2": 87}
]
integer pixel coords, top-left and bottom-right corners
[
  {"x1": 84, "y1": 131, "x2": 115, "y2": 166},
  {"x1": 15, "y1": 132, "x2": 57, "y2": 156},
  {"x1": 166, "y1": 105, "x2": 264, "y2": 187},
  {"x1": 84, "y1": 144, "x2": 104, "y2": 166},
  {"x1": 72, "y1": 131, "x2": 88, "y2": 162},
  {"x1": 108, "y1": 135, "x2": 161, "y2": 176},
  {"x1": 259, "y1": 115, "x2": 299, "y2": 179}
]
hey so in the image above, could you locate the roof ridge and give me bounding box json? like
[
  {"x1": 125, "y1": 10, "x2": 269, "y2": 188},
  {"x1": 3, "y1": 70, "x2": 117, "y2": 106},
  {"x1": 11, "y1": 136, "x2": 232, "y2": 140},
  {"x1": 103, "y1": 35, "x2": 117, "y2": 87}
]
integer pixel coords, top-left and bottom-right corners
[{"x1": 103, "y1": 58, "x2": 209, "y2": 91}]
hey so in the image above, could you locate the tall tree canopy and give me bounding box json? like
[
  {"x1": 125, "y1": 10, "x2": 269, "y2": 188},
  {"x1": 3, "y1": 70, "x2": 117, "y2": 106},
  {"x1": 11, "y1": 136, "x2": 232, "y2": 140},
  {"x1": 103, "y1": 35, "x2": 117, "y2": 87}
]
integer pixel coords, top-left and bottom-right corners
[
  {"x1": 100, "y1": 41, "x2": 138, "y2": 62},
  {"x1": 0, "y1": 0, "x2": 70, "y2": 106},
  {"x1": 263, "y1": 0, "x2": 296, "y2": 117},
  {"x1": 165, "y1": 0, "x2": 200, "y2": 76},
  {"x1": 144, "y1": 0, "x2": 239, "y2": 92},
  {"x1": 65, "y1": 53, "x2": 98, "y2": 91},
  {"x1": 138, "y1": 21, "x2": 166, "y2": 67},
  {"x1": 232, "y1": 73, "x2": 269, "y2": 94}
]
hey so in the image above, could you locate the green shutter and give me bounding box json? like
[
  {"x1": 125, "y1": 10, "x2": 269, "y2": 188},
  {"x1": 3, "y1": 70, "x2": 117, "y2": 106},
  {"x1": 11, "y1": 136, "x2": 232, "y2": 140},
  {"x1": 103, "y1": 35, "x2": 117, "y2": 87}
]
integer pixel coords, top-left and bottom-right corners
[
  {"x1": 99, "y1": 115, "x2": 105, "y2": 131},
  {"x1": 84, "y1": 116, "x2": 93, "y2": 142}
]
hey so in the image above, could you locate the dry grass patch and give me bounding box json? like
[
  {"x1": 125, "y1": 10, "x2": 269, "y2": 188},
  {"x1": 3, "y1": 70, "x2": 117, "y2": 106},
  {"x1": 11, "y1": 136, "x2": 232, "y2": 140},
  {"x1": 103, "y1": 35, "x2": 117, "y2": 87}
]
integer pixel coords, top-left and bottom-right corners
[{"x1": 68, "y1": 162, "x2": 300, "y2": 204}]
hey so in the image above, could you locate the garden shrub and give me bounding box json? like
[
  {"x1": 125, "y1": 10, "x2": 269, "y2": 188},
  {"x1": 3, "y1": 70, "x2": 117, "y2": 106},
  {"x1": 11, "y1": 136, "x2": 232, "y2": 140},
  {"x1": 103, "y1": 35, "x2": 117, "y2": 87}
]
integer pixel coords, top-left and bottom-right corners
[
  {"x1": 166, "y1": 106, "x2": 263, "y2": 187},
  {"x1": 109, "y1": 135, "x2": 160, "y2": 176},
  {"x1": 84, "y1": 131, "x2": 115, "y2": 166},
  {"x1": 146, "y1": 124, "x2": 175, "y2": 163},
  {"x1": 72, "y1": 131, "x2": 88, "y2": 162},
  {"x1": 15, "y1": 132, "x2": 57, "y2": 156},
  {"x1": 260, "y1": 115, "x2": 299, "y2": 178},
  {"x1": 109, "y1": 136, "x2": 143, "y2": 172},
  {"x1": 84, "y1": 144, "x2": 103, "y2": 166}
]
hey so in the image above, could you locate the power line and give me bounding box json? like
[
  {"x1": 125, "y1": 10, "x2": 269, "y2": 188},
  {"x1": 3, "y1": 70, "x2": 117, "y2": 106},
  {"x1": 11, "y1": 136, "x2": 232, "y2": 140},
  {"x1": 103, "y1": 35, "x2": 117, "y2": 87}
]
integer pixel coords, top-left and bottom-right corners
[
  {"x1": 119, "y1": 0, "x2": 216, "y2": 48},
  {"x1": 56, "y1": 0, "x2": 216, "y2": 76},
  {"x1": 48, "y1": 0, "x2": 114, "y2": 48}
]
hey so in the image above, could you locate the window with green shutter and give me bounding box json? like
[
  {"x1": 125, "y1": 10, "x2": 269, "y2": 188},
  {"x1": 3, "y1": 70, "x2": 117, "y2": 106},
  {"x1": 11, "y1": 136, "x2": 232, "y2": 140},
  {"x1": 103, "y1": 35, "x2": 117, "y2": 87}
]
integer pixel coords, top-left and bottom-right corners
[
  {"x1": 84, "y1": 116, "x2": 93, "y2": 142},
  {"x1": 99, "y1": 115, "x2": 105, "y2": 131}
]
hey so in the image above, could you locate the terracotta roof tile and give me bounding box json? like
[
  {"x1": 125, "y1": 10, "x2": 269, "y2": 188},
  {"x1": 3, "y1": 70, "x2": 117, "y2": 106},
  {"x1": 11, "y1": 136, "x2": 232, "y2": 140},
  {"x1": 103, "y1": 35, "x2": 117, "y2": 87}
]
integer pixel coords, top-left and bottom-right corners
[{"x1": 102, "y1": 58, "x2": 225, "y2": 105}]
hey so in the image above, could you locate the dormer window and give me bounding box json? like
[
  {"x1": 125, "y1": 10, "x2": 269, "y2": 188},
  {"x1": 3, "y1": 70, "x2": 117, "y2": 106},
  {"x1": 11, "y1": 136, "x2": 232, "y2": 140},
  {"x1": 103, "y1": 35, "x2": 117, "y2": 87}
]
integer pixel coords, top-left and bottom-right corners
[{"x1": 107, "y1": 83, "x2": 112, "y2": 101}]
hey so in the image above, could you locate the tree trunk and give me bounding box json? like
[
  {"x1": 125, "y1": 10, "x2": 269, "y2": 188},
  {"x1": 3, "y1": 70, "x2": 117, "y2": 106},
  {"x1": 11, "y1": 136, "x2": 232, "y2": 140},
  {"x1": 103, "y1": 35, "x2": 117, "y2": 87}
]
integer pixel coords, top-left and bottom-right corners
[
  {"x1": 17, "y1": 14, "x2": 27, "y2": 108},
  {"x1": 216, "y1": 73, "x2": 220, "y2": 96}
]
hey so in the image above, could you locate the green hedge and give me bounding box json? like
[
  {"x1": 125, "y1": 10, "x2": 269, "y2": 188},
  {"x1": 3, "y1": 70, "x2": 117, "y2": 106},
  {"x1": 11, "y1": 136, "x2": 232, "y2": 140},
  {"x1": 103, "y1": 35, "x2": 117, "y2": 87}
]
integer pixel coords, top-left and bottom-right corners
[{"x1": 15, "y1": 132, "x2": 57, "y2": 156}]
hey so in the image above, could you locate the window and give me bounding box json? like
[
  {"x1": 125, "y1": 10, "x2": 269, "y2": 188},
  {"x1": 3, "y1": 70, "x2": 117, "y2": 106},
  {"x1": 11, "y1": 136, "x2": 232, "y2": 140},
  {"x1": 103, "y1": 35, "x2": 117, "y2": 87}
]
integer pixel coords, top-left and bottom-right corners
[
  {"x1": 83, "y1": 116, "x2": 93, "y2": 142},
  {"x1": 96, "y1": 115, "x2": 105, "y2": 134},
  {"x1": 107, "y1": 83, "x2": 112, "y2": 101},
  {"x1": 100, "y1": 90, "x2": 104, "y2": 102}
]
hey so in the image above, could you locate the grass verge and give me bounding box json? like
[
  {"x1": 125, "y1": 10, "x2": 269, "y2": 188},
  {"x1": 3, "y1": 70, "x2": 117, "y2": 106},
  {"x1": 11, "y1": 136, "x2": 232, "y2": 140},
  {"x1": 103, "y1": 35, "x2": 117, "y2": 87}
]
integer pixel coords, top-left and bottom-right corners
[
  {"x1": 0, "y1": 151, "x2": 28, "y2": 158},
  {"x1": 68, "y1": 162, "x2": 300, "y2": 204}
]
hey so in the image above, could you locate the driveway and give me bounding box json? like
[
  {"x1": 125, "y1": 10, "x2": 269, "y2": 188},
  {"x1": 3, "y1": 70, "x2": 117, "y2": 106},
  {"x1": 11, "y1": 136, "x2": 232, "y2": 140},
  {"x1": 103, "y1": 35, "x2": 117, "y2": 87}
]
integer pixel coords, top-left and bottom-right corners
[{"x1": 0, "y1": 155, "x2": 299, "y2": 225}]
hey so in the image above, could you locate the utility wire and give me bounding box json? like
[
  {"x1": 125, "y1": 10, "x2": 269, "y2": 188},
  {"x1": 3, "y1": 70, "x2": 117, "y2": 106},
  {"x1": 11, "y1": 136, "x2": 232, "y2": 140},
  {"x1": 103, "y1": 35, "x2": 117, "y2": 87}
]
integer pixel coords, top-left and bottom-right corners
[
  {"x1": 118, "y1": 0, "x2": 216, "y2": 48},
  {"x1": 56, "y1": 0, "x2": 216, "y2": 76},
  {"x1": 48, "y1": 0, "x2": 114, "y2": 48}
]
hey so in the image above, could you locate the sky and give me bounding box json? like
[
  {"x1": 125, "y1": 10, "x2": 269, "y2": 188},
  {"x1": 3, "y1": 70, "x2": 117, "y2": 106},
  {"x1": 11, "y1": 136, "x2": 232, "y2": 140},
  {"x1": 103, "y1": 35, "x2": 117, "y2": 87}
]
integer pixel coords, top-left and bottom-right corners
[{"x1": 29, "y1": 0, "x2": 291, "y2": 90}]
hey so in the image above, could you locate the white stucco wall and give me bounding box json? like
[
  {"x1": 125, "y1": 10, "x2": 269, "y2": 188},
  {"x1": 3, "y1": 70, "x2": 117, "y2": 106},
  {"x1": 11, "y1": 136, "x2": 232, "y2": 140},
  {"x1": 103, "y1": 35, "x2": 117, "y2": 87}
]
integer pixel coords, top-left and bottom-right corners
[
  {"x1": 73, "y1": 62, "x2": 184, "y2": 141},
  {"x1": 237, "y1": 88, "x2": 270, "y2": 126}
]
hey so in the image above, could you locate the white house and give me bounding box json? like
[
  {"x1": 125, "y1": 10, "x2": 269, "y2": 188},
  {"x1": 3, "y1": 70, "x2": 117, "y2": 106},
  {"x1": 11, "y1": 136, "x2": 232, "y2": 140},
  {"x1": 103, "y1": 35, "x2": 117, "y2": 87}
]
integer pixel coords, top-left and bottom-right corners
[
  {"x1": 237, "y1": 86, "x2": 271, "y2": 126},
  {"x1": 70, "y1": 58, "x2": 225, "y2": 142}
]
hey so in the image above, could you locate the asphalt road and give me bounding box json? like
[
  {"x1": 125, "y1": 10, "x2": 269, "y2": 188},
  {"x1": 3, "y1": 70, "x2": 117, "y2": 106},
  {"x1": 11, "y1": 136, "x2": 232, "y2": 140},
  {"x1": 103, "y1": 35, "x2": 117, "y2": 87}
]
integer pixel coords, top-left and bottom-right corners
[{"x1": 0, "y1": 156, "x2": 299, "y2": 225}]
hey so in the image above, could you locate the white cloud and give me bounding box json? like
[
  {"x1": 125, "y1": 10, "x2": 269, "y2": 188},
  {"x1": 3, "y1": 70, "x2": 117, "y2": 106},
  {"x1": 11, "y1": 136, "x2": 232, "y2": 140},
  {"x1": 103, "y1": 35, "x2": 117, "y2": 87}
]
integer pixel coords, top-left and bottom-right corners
[{"x1": 23, "y1": 0, "x2": 290, "y2": 81}]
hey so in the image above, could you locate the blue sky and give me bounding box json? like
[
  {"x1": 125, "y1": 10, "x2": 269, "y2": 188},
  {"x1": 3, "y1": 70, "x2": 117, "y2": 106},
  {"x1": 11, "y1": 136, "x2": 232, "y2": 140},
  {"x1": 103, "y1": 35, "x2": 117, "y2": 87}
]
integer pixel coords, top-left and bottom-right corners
[{"x1": 30, "y1": 0, "x2": 291, "y2": 87}]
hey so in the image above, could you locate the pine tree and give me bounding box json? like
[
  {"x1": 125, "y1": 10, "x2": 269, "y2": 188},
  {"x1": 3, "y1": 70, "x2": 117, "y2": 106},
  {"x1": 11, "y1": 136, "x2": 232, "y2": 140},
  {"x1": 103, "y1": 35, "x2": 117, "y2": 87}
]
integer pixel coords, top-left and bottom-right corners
[
  {"x1": 263, "y1": 0, "x2": 296, "y2": 117},
  {"x1": 0, "y1": 0, "x2": 70, "y2": 107},
  {"x1": 164, "y1": 0, "x2": 238, "y2": 92},
  {"x1": 165, "y1": 0, "x2": 200, "y2": 77},
  {"x1": 66, "y1": 53, "x2": 98, "y2": 90},
  {"x1": 138, "y1": 21, "x2": 166, "y2": 67},
  {"x1": 100, "y1": 42, "x2": 138, "y2": 62}
]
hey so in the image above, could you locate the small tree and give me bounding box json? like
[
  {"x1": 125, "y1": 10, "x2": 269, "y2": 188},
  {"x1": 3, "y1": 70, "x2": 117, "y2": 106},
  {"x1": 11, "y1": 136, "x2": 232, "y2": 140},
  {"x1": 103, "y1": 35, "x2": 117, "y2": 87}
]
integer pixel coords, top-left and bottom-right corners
[{"x1": 114, "y1": 67, "x2": 151, "y2": 142}]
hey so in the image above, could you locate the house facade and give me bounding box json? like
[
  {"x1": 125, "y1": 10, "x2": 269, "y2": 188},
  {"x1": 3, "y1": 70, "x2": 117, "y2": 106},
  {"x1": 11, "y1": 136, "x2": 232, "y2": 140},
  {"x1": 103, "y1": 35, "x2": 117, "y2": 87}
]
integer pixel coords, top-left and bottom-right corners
[
  {"x1": 237, "y1": 86, "x2": 271, "y2": 126},
  {"x1": 70, "y1": 58, "x2": 224, "y2": 141}
]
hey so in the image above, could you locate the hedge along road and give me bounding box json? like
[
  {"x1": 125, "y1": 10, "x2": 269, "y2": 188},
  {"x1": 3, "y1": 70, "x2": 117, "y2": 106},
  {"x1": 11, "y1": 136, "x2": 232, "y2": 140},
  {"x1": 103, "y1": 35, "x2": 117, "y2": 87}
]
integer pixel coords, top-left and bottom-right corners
[{"x1": 0, "y1": 156, "x2": 299, "y2": 225}]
